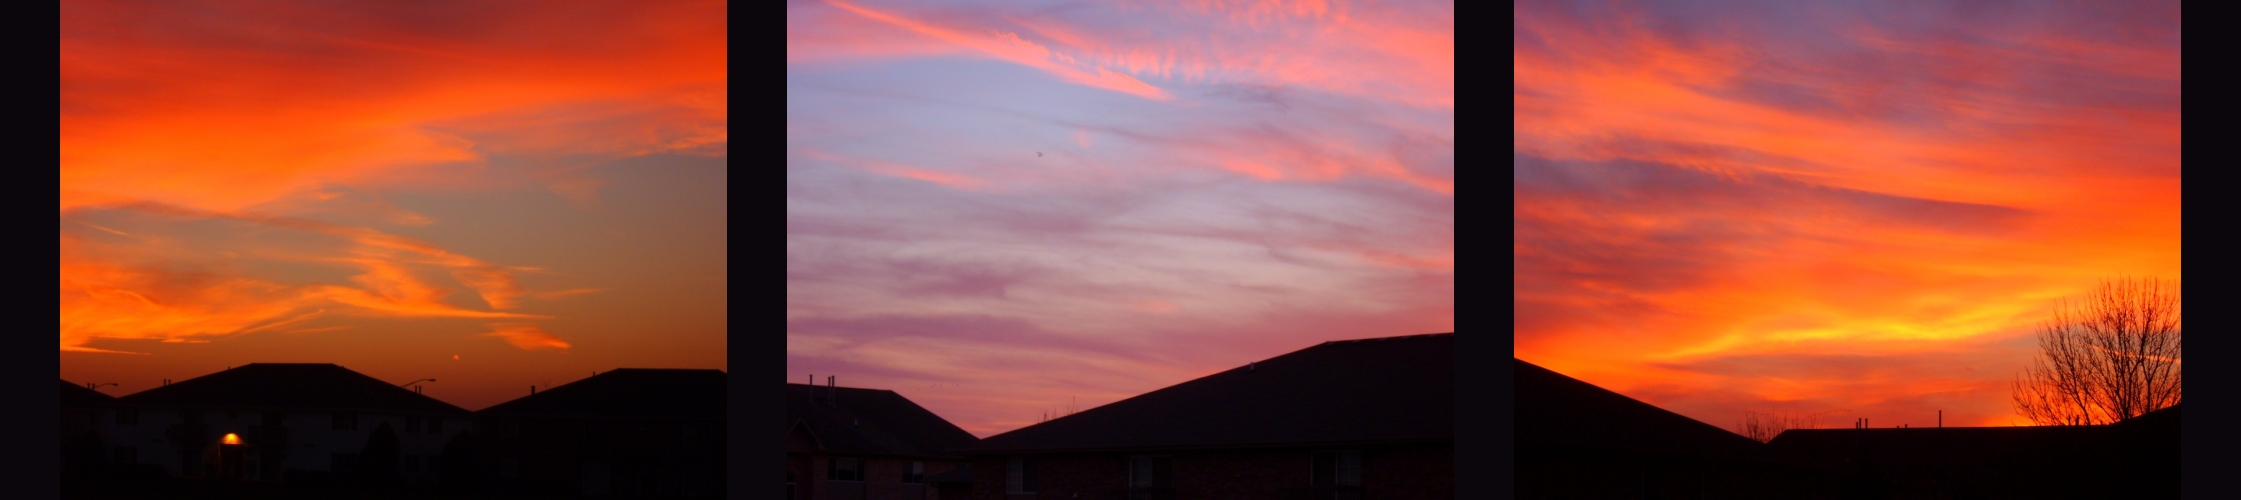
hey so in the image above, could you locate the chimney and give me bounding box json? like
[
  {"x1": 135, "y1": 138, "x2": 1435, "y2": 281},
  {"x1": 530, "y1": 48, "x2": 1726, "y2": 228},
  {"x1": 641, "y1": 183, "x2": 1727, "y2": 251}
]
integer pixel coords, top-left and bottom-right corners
[
  {"x1": 827, "y1": 376, "x2": 837, "y2": 407},
  {"x1": 531, "y1": 385, "x2": 537, "y2": 396},
  {"x1": 1939, "y1": 410, "x2": 1942, "y2": 428}
]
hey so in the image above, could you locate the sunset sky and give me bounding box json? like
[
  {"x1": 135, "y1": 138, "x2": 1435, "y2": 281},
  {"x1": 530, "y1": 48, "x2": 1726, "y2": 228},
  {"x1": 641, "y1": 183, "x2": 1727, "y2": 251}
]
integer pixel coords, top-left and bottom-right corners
[
  {"x1": 60, "y1": 0, "x2": 728, "y2": 411},
  {"x1": 787, "y1": 0, "x2": 1454, "y2": 436},
  {"x1": 1515, "y1": 1, "x2": 2179, "y2": 429}
]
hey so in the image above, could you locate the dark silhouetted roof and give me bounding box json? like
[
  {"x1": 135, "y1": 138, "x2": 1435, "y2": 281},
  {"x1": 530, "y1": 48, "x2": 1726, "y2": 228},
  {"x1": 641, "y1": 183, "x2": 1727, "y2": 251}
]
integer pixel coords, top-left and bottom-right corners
[
  {"x1": 114, "y1": 364, "x2": 468, "y2": 415},
  {"x1": 788, "y1": 384, "x2": 978, "y2": 459},
  {"x1": 1768, "y1": 403, "x2": 2182, "y2": 468},
  {"x1": 480, "y1": 368, "x2": 725, "y2": 419},
  {"x1": 1514, "y1": 357, "x2": 1767, "y2": 460},
  {"x1": 966, "y1": 333, "x2": 1454, "y2": 454},
  {"x1": 1764, "y1": 404, "x2": 2179, "y2": 498},
  {"x1": 61, "y1": 380, "x2": 115, "y2": 408},
  {"x1": 1767, "y1": 425, "x2": 2105, "y2": 467}
]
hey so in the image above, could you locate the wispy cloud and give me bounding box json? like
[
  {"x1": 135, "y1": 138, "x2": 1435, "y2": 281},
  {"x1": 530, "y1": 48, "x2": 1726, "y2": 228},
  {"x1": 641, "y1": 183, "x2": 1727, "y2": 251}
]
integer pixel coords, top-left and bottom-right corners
[{"x1": 1513, "y1": 0, "x2": 2179, "y2": 429}]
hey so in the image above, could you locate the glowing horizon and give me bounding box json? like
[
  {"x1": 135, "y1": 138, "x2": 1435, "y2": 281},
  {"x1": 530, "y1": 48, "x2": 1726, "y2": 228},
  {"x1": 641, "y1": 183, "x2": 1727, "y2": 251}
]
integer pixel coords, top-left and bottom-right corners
[{"x1": 1514, "y1": 1, "x2": 2179, "y2": 430}]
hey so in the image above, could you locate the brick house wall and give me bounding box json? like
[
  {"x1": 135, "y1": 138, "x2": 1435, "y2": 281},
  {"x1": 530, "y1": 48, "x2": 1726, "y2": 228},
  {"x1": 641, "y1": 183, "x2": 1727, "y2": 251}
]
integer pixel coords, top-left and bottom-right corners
[
  {"x1": 968, "y1": 442, "x2": 1451, "y2": 500},
  {"x1": 792, "y1": 451, "x2": 965, "y2": 500}
]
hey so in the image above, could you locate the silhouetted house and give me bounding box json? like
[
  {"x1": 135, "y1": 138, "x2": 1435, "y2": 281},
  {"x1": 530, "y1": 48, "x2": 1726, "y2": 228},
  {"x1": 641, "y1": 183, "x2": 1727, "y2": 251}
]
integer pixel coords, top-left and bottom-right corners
[
  {"x1": 62, "y1": 380, "x2": 116, "y2": 478},
  {"x1": 1514, "y1": 358, "x2": 1801, "y2": 498},
  {"x1": 960, "y1": 333, "x2": 1454, "y2": 500},
  {"x1": 788, "y1": 380, "x2": 979, "y2": 500},
  {"x1": 477, "y1": 368, "x2": 726, "y2": 498},
  {"x1": 1766, "y1": 403, "x2": 2180, "y2": 498},
  {"x1": 107, "y1": 363, "x2": 470, "y2": 484}
]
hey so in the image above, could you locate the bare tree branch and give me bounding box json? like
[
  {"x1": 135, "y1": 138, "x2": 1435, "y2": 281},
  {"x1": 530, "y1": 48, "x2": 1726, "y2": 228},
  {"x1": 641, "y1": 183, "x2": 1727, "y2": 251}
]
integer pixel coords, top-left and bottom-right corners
[{"x1": 2012, "y1": 277, "x2": 2181, "y2": 426}]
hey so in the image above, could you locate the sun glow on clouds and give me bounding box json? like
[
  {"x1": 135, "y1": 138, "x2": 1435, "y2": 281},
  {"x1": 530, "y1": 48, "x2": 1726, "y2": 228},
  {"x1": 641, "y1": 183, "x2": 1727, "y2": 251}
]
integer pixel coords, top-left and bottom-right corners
[
  {"x1": 789, "y1": 0, "x2": 1451, "y2": 436},
  {"x1": 1514, "y1": 1, "x2": 2179, "y2": 429},
  {"x1": 61, "y1": 1, "x2": 725, "y2": 356}
]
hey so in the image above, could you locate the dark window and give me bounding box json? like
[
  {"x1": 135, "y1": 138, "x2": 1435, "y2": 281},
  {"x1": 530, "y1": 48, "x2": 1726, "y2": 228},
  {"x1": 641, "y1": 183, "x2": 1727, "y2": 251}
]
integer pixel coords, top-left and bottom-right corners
[
  {"x1": 1130, "y1": 456, "x2": 1172, "y2": 487},
  {"x1": 331, "y1": 453, "x2": 358, "y2": 473},
  {"x1": 405, "y1": 455, "x2": 422, "y2": 474},
  {"x1": 115, "y1": 409, "x2": 138, "y2": 425},
  {"x1": 500, "y1": 458, "x2": 519, "y2": 478},
  {"x1": 406, "y1": 417, "x2": 423, "y2": 433},
  {"x1": 333, "y1": 412, "x2": 357, "y2": 431},
  {"x1": 904, "y1": 461, "x2": 926, "y2": 484},
  {"x1": 1311, "y1": 451, "x2": 1363, "y2": 487},
  {"x1": 1008, "y1": 457, "x2": 1036, "y2": 493},
  {"x1": 429, "y1": 418, "x2": 444, "y2": 434},
  {"x1": 113, "y1": 446, "x2": 136, "y2": 464},
  {"x1": 829, "y1": 457, "x2": 863, "y2": 482},
  {"x1": 499, "y1": 419, "x2": 519, "y2": 437}
]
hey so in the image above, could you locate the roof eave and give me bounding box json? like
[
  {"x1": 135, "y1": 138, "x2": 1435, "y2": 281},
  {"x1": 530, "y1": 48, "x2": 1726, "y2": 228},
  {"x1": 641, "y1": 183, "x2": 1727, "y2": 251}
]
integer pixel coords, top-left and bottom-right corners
[{"x1": 962, "y1": 435, "x2": 1453, "y2": 456}]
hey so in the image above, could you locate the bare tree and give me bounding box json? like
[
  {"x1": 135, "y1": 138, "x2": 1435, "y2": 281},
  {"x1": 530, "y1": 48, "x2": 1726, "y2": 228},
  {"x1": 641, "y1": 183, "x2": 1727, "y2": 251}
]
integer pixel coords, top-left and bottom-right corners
[
  {"x1": 1735, "y1": 409, "x2": 1845, "y2": 443},
  {"x1": 2012, "y1": 277, "x2": 2181, "y2": 426},
  {"x1": 1039, "y1": 397, "x2": 1080, "y2": 423}
]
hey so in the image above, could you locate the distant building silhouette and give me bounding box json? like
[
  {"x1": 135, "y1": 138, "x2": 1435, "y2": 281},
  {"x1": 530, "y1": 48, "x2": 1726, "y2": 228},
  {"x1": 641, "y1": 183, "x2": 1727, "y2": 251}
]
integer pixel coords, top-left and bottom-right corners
[
  {"x1": 787, "y1": 379, "x2": 979, "y2": 500},
  {"x1": 1513, "y1": 357, "x2": 2180, "y2": 497},
  {"x1": 959, "y1": 333, "x2": 1455, "y2": 500},
  {"x1": 475, "y1": 368, "x2": 726, "y2": 498},
  {"x1": 106, "y1": 363, "x2": 470, "y2": 484},
  {"x1": 1767, "y1": 404, "x2": 2179, "y2": 498}
]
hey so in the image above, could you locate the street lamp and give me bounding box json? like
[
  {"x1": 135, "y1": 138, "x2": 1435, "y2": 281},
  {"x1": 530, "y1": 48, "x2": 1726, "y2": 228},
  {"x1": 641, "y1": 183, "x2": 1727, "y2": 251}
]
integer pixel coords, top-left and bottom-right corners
[
  {"x1": 401, "y1": 378, "x2": 436, "y2": 394},
  {"x1": 86, "y1": 383, "x2": 117, "y2": 391}
]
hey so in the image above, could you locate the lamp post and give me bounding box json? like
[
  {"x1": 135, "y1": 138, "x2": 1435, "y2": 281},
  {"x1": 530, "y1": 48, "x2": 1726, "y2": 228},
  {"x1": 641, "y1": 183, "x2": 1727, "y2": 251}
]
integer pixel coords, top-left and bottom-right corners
[
  {"x1": 85, "y1": 383, "x2": 117, "y2": 391},
  {"x1": 401, "y1": 378, "x2": 436, "y2": 394}
]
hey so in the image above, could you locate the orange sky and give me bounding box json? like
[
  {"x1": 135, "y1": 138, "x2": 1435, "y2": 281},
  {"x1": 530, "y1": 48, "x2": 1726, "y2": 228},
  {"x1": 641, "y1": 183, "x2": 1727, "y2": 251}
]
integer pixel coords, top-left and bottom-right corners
[
  {"x1": 61, "y1": 0, "x2": 728, "y2": 411},
  {"x1": 1513, "y1": 1, "x2": 2179, "y2": 429}
]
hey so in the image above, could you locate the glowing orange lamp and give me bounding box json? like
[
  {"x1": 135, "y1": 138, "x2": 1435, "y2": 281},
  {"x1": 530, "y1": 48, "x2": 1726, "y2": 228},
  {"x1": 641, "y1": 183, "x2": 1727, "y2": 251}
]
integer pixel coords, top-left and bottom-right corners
[{"x1": 222, "y1": 433, "x2": 242, "y2": 445}]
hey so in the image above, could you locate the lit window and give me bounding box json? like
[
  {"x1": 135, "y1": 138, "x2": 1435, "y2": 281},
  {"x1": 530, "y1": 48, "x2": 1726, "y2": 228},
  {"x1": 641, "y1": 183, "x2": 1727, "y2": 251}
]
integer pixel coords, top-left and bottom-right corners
[
  {"x1": 1312, "y1": 451, "x2": 1362, "y2": 487},
  {"x1": 1008, "y1": 457, "x2": 1036, "y2": 493}
]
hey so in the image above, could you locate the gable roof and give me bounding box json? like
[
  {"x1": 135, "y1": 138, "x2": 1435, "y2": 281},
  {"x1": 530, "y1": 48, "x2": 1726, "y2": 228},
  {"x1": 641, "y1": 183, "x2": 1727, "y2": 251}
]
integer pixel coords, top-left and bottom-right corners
[
  {"x1": 787, "y1": 383, "x2": 978, "y2": 459},
  {"x1": 61, "y1": 380, "x2": 116, "y2": 408},
  {"x1": 1514, "y1": 358, "x2": 1766, "y2": 460},
  {"x1": 114, "y1": 364, "x2": 468, "y2": 416},
  {"x1": 479, "y1": 368, "x2": 725, "y2": 419},
  {"x1": 966, "y1": 333, "x2": 1454, "y2": 454}
]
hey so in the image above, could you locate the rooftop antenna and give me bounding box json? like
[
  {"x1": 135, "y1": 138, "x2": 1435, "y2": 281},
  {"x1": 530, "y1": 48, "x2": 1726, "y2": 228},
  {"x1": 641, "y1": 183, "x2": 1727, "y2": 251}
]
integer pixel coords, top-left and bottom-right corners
[
  {"x1": 1939, "y1": 410, "x2": 1942, "y2": 428},
  {"x1": 828, "y1": 376, "x2": 837, "y2": 407}
]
